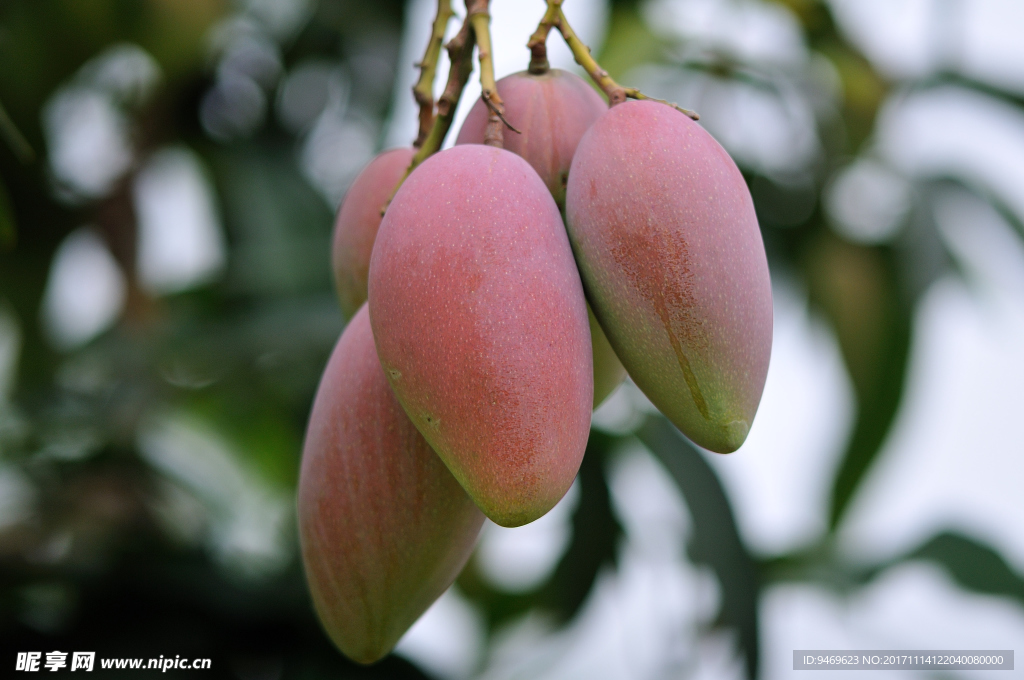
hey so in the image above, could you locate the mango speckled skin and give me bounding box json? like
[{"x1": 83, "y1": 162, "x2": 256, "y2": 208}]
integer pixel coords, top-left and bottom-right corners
[
  {"x1": 456, "y1": 71, "x2": 626, "y2": 406},
  {"x1": 332, "y1": 148, "x2": 414, "y2": 319},
  {"x1": 368, "y1": 145, "x2": 592, "y2": 527},
  {"x1": 455, "y1": 69, "x2": 607, "y2": 211},
  {"x1": 565, "y1": 101, "x2": 772, "y2": 453},
  {"x1": 298, "y1": 305, "x2": 483, "y2": 664}
]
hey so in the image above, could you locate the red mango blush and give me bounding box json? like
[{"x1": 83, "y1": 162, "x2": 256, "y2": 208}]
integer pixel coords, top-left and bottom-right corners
[
  {"x1": 368, "y1": 144, "x2": 593, "y2": 527},
  {"x1": 566, "y1": 100, "x2": 773, "y2": 453}
]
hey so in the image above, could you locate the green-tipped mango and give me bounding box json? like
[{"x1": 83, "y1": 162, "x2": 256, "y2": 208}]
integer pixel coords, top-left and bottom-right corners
[
  {"x1": 368, "y1": 145, "x2": 593, "y2": 527},
  {"x1": 565, "y1": 101, "x2": 772, "y2": 452},
  {"x1": 589, "y1": 303, "x2": 627, "y2": 407},
  {"x1": 331, "y1": 148, "x2": 414, "y2": 319},
  {"x1": 298, "y1": 305, "x2": 484, "y2": 664}
]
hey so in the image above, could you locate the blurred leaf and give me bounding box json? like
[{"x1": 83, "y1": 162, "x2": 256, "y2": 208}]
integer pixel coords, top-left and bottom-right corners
[
  {"x1": 893, "y1": 183, "x2": 956, "y2": 302},
  {"x1": 211, "y1": 146, "x2": 334, "y2": 296},
  {"x1": 638, "y1": 416, "x2": 759, "y2": 680},
  {"x1": 457, "y1": 430, "x2": 624, "y2": 632},
  {"x1": 185, "y1": 392, "x2": 302, "y2": 491},
  {"x1": 818, "y1": 43, "x2": 889, "y2": 152},
  {"x1": 908, "y1": 532, "x2": 1024, "y2": 607},
  {"x1": 768, "y1": 0, "x2": 834, "y2": 37},
  {"x1": 598, "y1": 4, "x2": 668, "y2": 83},
  {"x1": 540, "y1": 430, "x2": 623, "y2": 623},
  {"x1": 917, "y1": 73, "x2": 1024, "y2": 117},
  {"x1": 806, "y1": 234, "x2": 913, "y2": 529},
  {"x1": 928, "y1": 176, "x2": 1024, "y2": 244},
  {"x1": 454, "y1": 559, "x2": 532, "y2": 634},
  {"x1": 0, "y1": 177, "x2": 15, "y2": 250},
  {"x1": 0, "y1": 98, "x2": 35, "y2": 164}
]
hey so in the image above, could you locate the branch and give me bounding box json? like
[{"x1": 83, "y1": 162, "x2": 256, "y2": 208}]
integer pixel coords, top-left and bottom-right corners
[
  {"x1": 468, "y1": 0, "x2": 506, "y2": 148},
  {"x1": 482, "y1": 91, "x2": 521, "y2": 134},
  {"x1": 623, "y1": 88, "x2": 700, "y2": 121},
  {"x1": 551, "y1": 5, "x2": 699, "y2": 120},
  {"x1": 381, "y1": 11, "x2": 477, "y2": 215},
  {"x1": 411, "y1": 0, "x2": 454, "y2": 148},
  {"x1": 525, "y1": 0, "x2": 561, "y2": 75}
]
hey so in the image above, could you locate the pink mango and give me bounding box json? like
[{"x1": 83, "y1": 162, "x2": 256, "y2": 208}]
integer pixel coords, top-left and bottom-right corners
[
  {"x1": 298, "y1": 305, "x2": 483, "y2": 664},
  {"x1": 457, "y1": 70, "x2": 625, "y2": 407},
  {"x1": 368, "y1": 144, "x2": 592, "y2": 527},
  {"x1": 566, "y1": 101, "x2": 773, "y2": 453},
  {"x1": 332, "y1": 148, "x2": 414, "y2": 319},
  {"x1": 455, "y1": 68, "x2": 607, "y2": 211}
]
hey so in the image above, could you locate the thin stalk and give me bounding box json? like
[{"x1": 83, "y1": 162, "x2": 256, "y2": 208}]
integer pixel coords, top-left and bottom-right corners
[
  {"x1": 468, "y1": 0, "x2": 506, "y2": 148},
  {"x1": 550, "y1": 5, "x2": 699, "y2": 119},
  {"x1": 526, "y1": 0, "x2": 561, "y2": 75},
  {"x1": 412, "y1": 0, "x2": 454, "y2": 148},
  {"x1": 381, "y1": 12, "x2": 477, "y2": 214}
]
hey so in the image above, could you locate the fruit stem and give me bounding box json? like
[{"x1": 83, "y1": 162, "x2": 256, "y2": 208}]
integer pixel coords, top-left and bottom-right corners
[
  {"x1": 549, "y1": 5, "x2": 700, "y2": 120},
  {"x1": 382, "y1": 10, "x2": 477, "y2": 215},
  {"x1": 526, "y1": 0, "x2": 560, "y2": 75},
  {"x1": 412, "y1": 0, "x2": 454, "y2": 149},
  {"x1": 468, "y1": 0, "x2": 507, "y2": 148},
  {"x1": 622, "y1": 87, "x2": 700, "y2": 121}
]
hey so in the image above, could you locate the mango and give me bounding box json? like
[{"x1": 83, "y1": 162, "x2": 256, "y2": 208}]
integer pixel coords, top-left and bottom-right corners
[
  {"x1": 565, "y1": 101, "x2": 772, "y2": 453},
  {"x1": 457, "y1": 70, "x2": 626, "y2": 406},
  {"x1": 332, "y1": 148, "x2": 414, "y2": 319},
  {"x1": 455, "y1": 68, "x2": 607, "y2": 211},
  {"x1": 589, "y1": 303, "x2": 627, "y2": 407},
  {"x1": 297, "y1": 304, "x2": 484, "y2": 664},
  {"x1": 368, "y1": 144, "x2": 592, "y2": 527}
]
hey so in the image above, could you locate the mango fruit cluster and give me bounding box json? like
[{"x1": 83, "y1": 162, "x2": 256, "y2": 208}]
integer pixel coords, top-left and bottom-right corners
[{"x1": 298, "y1": 69, "x2": 772, "y2": 664}]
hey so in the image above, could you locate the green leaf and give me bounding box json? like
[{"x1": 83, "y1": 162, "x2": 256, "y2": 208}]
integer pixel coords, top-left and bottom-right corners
[
  {"x1": 456, "y1": 430, "x2": 624, "y2": 632},
  {"x1": 540, "y1": 430, "x2": 624, "y2": 623},
  {"x1": 913, "y1": 73, "x2": 1024, "y2": 117},
  {"x1": 597, "y1": 4, "x2": 669, "y2": 82},
  {"x1": 928, "y1": 176, "x2": 1024, "y2": 244},
  {"x1": 805, "y1": 235, "x2": 914, "y2": 529},
  {"x1": 909, "y1": 532, "x2": 1024, "y2": 607},
  {"x1": 209, "y1": 145, "x2": 334, "y2": 296},
  {"x1": 638, "y1": 416, "x2": 760, "y2": 680}
]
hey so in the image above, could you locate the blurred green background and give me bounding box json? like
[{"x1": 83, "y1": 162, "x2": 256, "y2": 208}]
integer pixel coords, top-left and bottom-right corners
[{"x1": 2, "y1": 0, "x2": 1023, "y2": 678}]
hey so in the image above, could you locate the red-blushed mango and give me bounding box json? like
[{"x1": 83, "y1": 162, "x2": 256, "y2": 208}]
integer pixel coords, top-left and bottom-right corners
[
  {"x1": 332, "y1": 148, "x2": 414, "y2": 319},
  {"x1": 297, "y1": 305, "x2": 484, "y2": 664},
  {"x1": 456, "y1": 70, "x2": 626, "y2": 405},
  {"x1": 368, "y1": 144, "x2": 592, "y2": 527},
  {"x1": 455, "y1": 69, "x2": 607, "y2": 211},
  {"x1": 565, "y1": 100, "x2": 772, "y2": 453}
]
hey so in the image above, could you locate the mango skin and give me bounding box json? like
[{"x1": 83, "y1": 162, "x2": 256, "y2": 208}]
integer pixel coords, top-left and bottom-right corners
[
  {"x1": 455, "y1": 69, "x2": 607, "y2": 211},
  {"x1": 589, "y1": 303, "x2": 627, "y2": 407},
  {"x1": 297, "y1": 305, "x2": 484, "y2": 664},
  {"x1": 457, "y1": 70, "x2": 626, "y2": 406},
  {"x1": 332, "y1": 148, "x2": 414, "y2": 319},
  {"x1": 368, "y1": 145, "x2": 592, "y2": 527},
  {"x1": 565, "y1": 100, "x2": 772, "y2": 453}
]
